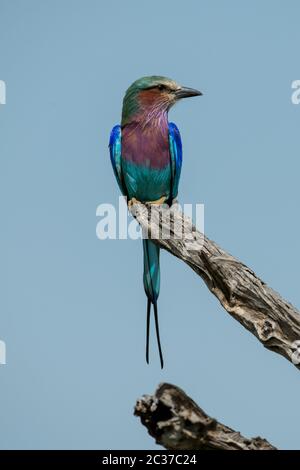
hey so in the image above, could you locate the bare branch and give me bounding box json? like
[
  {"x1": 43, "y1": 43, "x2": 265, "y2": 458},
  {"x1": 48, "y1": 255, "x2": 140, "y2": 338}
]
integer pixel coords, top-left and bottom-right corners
[
  {"x1": 134, "y1": 383, "x2": 276, "y2": 450},
  {"x1": 130, "y1": 202, "x2": 300, "y2": 369}
]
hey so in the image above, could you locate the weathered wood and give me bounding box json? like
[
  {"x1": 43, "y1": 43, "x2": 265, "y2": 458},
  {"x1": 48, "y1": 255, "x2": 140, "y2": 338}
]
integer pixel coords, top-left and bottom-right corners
[
  {"x1": 134, "y1": 383, "x2": 276, "y2": 450},
  {"x1": 130, "y1": 202, "x2": 300, "y2": 369}
]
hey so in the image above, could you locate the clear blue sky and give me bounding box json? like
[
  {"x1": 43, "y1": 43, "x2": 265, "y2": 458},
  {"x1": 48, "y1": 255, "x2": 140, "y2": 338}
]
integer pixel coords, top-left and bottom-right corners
[{"x1": 1, "y1": 0, "x2": 300, "y2": 450}]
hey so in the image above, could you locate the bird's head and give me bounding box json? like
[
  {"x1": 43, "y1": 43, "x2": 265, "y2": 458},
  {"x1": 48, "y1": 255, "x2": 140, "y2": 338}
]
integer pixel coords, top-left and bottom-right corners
[{"x1": 121, "y1": 76, "x2": 202, "y2": 126}]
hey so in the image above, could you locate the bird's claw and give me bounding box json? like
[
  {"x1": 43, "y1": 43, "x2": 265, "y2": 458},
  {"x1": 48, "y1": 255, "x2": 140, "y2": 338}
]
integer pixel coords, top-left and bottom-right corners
[
  {"x1": 145, "y1": 196, "x2": 167, "y2": 206},
  {"x1": 128, "y1": 196, "x2": 168, "y2": 208},
  {"x1": 128, "y1": 197, "x2": 141, "y2": 208}
]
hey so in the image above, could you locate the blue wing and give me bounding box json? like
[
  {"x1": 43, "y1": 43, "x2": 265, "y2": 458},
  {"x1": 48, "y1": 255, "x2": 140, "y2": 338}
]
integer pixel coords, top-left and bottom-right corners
[
  {"x1": 168, "y1": 122, "x2": 182, "y2": 200},
  {"x1": 109, "y1": 124, "x2": 127, "y2": 196}
]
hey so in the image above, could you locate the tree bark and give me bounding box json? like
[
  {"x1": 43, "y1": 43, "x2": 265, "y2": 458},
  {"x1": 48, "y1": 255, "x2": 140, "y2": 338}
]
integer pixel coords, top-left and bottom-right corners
[
  {"x1": 130, "y1": 202, "x2": 300, "y2": 369},
  {"x1": 134, "y1": 383, "x2": 276, "y2": 450}
]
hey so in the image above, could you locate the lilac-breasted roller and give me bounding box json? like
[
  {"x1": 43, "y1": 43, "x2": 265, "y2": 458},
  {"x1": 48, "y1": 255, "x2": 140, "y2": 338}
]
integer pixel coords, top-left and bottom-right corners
[{"x1": 109, "y1": 76, "x2": 202, "y2": 368}]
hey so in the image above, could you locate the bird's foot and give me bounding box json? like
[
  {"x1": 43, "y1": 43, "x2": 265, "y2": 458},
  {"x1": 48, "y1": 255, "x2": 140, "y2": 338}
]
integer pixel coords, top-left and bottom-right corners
[
  {"x1": 128, "y1": 196, "x2": 167, "y2": 208},
  {"x1": 145, "y1": 196, "x2": 167, "y2": 206},
  {"x1": 128, "y1": 197, "x2": 141, "y2": 208}
]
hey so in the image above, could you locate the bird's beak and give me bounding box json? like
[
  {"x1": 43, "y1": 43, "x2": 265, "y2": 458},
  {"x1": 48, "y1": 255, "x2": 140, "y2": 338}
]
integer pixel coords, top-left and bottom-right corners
[{"x1": 175, "y1": 86, "x2": 203, "y2": 99}]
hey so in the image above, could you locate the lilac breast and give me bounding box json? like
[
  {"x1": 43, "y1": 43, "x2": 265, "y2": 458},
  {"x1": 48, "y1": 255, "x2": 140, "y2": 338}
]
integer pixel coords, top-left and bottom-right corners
[{"x1": 122, "y1": 122, "x2": 170, "y2": 170}]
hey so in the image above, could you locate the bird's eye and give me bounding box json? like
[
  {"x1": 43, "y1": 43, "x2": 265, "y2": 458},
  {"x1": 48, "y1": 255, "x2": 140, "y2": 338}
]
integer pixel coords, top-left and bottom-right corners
[{"x1": 157, "y1": 84, "x2": 166, "y2": 91}]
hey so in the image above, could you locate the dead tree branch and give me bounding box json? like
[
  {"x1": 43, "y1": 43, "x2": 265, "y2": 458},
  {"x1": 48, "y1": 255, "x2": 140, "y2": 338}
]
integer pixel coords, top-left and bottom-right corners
[
  {"x1": 130, "y1": 202, "x2": 300, "y2": 369},
  {"x1": 134, "y1": 383, "x2": 276, "y2": 450}
]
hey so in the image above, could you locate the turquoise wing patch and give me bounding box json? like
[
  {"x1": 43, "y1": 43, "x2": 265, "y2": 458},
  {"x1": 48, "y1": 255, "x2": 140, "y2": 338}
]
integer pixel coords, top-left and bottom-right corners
[
  {"x1": 168, "y1": 122, "x2": 182, "y2": 200},
  {"x1": 109, "y1": 125, "x2": 127, "y2": 196}
]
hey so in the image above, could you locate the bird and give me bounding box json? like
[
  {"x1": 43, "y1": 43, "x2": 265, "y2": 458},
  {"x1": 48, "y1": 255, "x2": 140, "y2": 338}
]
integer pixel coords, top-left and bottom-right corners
[{"x1": 109, "y1": 76, "x2": 202, "y2": 368}]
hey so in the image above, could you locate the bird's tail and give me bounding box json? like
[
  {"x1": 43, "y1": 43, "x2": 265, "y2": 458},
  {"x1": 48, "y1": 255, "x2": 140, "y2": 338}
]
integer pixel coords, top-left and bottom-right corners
[{"x1": 142, "y1": 239, "x2": 164, "y2": 368}]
